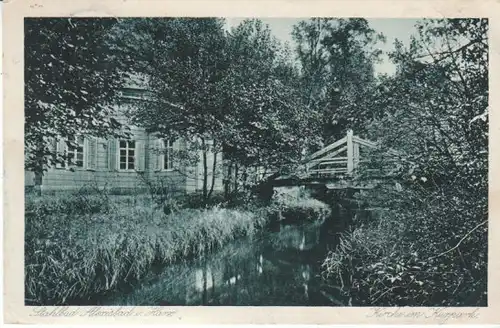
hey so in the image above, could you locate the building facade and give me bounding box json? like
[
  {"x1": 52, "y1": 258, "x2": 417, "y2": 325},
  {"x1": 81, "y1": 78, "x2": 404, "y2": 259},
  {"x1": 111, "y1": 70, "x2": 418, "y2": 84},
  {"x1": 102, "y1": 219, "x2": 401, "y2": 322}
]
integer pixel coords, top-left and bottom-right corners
[{"x1": 25, "y1": 77, "x2": 223, "y2": 195}]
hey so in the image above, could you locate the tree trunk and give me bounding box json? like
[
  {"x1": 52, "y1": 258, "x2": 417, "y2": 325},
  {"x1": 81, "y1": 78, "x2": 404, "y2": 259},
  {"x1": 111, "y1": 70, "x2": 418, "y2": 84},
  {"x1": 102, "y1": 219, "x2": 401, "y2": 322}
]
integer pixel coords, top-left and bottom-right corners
[
  {"x1": 222, "y1": 143, "x2": 231, "y2": 200},
  {"x1": 234, "y1": 163, "x2": 239, "y2": 192},
  {"x1": 224, "y1": 161, "x2": 232, "y2": 200},
  {"x1": 34, "y1": 170, "x2": 43, "y2": 196},
  {"x1": 242, "y1": 167, "x2": 248, "y2": 190},
  {"x1": 33, "y1": 143, "x2": 46, "y2": 196},
  {"x1": 201, "y1": 138, "x2": 208, "y2": 203},
  {"x1": 207, "y1": 140, "x2": 217, "y2": 200}
]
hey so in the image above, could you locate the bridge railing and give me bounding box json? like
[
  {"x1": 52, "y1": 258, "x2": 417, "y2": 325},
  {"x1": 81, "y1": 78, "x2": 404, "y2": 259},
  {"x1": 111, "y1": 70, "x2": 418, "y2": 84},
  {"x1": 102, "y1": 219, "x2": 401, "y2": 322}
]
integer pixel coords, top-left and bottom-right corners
[
  {"x1": 266, "y1": 130, "x2": 400, "y2": 183},
  {"x1": 304, "y1": 129, "x2": 393, "y2": 178}
]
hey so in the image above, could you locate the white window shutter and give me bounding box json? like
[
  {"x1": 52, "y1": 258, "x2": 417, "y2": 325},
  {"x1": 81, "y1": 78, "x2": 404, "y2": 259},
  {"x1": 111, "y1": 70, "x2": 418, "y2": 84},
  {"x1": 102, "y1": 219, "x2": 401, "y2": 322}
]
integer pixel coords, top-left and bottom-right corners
[
  {"x1": 63, "y1": 139, "x2": 69, "y2": 169},
  {"x1": 107, "y1": 138, "x2": 117, "y2": 171},
  {"x1": 153, "y1": 139, "x2": 158, "y2": 171},
  {"x1": 115, "y1": 139, "x2": 120, "y2": 171},
  {"x1": 86, "y1": 137, "x2": 97, "y2": 170},
  {"x1": 161, "y1": 139, "x2": 166, "y2": 170},
  {"x1": 136, "y1": 140, "x2": 146, "y2": 171},
  {"x1": 84, "y1": 137, "x2": 90, "y2": 169},
  {"x1": 155, "y1": 139, "x2": 161, "y2": 171},
  {"x1": 172, "y1": 139, "x2": 178, "y2": 152},
  {"x1": 92, "y1": 138, "x2": 98, "y2": 170},
  {"x1": 51, "y1": 138, "x2": 57, "y2": 151}
]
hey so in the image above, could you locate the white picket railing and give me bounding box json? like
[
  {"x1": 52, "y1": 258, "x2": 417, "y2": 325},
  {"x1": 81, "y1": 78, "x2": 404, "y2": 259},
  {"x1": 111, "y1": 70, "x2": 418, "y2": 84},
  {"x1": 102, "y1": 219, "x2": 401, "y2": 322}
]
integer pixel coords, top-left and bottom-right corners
[{"x1": 305, "y1": 129, "x2": 378, "y2": 177}]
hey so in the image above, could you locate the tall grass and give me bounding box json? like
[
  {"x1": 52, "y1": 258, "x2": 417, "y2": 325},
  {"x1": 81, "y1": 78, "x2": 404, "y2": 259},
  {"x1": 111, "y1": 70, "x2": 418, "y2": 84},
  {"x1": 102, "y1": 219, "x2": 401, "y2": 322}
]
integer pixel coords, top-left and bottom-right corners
[
  {"x1": 266, "y1": 188, "x2": 331, "y2": 222},
  {"x1": 106, "y1": 237, "x2": 259, "y2": 306},
  {"x1": 321, "y1": 185, "x2": 487, "y2": 306},
  {"x1": 25, "y1": 194, "x2": 267, "y2": 305}
]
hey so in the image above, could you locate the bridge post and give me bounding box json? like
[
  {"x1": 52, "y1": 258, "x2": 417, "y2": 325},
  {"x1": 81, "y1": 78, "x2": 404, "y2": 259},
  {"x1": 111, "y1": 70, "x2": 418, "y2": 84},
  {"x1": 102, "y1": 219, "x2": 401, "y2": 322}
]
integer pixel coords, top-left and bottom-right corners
[
  {"x1": 353, "y1": 141, "x2": 360, "y2": 170},
  {"x1": 347, "y1": 129, "x2": 354, "y2": 174}
]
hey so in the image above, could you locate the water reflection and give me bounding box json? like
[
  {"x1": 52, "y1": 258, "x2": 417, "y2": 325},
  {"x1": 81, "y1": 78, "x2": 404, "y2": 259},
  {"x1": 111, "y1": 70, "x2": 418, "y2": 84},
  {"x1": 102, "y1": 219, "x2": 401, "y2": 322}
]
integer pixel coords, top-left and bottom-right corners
[{"x1": 102, "y1": 218, "x2": 347, "y2": 306}]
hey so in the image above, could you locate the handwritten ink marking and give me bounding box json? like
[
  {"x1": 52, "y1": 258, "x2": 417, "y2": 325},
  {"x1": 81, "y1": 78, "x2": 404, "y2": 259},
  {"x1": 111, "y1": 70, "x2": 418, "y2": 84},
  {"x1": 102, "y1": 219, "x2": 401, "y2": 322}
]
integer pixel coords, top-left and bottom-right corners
[
  {"x1": 366, "y1": 307, "x2": 481, "y2": 323},
  {"x1": 83, "y1": 306, "x2": 140, "y2": 317},
  {"x1": 367, "y1": 308, "x2": 427, "y2": 319},
  {"x1": 29, "y1": 307, "x2": 80, "y2": 317},
  {"x1": 29, "y1": 306, "x2": 178, "y2": 318},
  {"x1": 147, "y1": 307, "x2": 177, "y2": 317},
  {"x1": 429, "y1": 308, "x2": 480, "y2": 324}
]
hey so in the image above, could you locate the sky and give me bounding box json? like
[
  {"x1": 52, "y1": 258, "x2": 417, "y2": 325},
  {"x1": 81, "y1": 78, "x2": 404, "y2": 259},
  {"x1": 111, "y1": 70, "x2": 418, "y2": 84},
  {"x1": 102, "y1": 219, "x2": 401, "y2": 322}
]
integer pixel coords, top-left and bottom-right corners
[{"x1": 226, "y1": 18, "x2": 421, "y2": 76}]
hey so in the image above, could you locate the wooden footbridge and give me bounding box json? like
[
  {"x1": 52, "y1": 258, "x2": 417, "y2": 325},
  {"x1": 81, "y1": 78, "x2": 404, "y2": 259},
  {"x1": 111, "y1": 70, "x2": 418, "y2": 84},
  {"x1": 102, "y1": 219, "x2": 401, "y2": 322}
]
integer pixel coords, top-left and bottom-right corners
[{"x1": 270, "y1": 130, "x2": 398, "y2": 190}]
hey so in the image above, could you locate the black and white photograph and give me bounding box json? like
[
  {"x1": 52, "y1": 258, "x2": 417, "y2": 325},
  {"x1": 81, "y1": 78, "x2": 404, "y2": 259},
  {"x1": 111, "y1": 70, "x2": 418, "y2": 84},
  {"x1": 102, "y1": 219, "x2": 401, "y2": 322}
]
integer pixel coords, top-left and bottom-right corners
[{"x1": 20, "y1": 15, "x2": 488, "y2": 310}]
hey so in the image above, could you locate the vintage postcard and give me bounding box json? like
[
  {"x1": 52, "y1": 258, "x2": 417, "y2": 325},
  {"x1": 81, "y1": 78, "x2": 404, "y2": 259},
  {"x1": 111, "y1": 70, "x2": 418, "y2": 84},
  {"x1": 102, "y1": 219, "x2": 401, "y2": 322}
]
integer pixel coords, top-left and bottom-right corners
[{"x1": 3, "y1": 0, "x2": 500, "y2": 324}]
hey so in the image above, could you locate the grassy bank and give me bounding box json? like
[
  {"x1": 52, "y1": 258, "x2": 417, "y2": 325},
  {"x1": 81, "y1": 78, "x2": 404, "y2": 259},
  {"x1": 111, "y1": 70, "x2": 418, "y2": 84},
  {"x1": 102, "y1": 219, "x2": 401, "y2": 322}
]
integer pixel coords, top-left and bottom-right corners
[
  {"x1": 321, "y1": 185, "x2": 487, "y2": 306},
  {"x1": 25, "y1": 193, "x2": 268, "y2": 305},
  {"x1": 25, "y1": 189, "x2": 330, "y2": 305}
]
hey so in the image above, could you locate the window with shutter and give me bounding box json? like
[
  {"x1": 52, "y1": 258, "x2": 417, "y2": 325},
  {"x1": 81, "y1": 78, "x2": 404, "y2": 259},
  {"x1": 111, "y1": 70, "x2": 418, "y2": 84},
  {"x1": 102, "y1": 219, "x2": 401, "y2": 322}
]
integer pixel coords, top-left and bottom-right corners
[
  {"x1": 151, "y1": 137, "x2": 176, "y2": 172},
  {"x1": 62, "y1": 135, "x2": 85, "y2": 168},
  {"x1": 55, "y1": 138, "x2": 84, "y2": 169},
  {"x1": 55, "y1": 138, "x2": 66, "y2": 169},
  {"x1": 163, "y1": 139, "x2": 174, "y2": 170},
  {"x1": 118, "y1": 140, "x2": 136, "y2": 170},
  {"x1": 53, "y1": 135, "x2": 84, "y2": 169}
]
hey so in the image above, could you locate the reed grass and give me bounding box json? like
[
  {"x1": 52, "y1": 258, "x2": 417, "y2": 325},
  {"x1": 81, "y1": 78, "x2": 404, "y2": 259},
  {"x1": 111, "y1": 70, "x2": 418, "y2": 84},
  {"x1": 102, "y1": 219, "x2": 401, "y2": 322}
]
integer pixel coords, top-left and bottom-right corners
[
  {"x1": 268, "y1": 190, "x2": 331, "y2": 222},
  {"x1": 25, "y1": 194, "x2": 267, "y2": 305}
]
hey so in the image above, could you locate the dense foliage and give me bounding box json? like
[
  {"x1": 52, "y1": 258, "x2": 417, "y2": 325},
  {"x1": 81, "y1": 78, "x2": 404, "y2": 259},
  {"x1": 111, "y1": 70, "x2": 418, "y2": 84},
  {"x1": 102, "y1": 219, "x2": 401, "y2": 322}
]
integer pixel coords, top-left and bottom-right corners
[
  {"x1": 25, "y1": 18, "x2": 130, "y2": 174},
  {"x1": 25, "y1": 17, "x2": 383, "y2": 194},
  {"x1": 322, "y1": 18, "x2": 488, "y2": 306},
  {"x1": 292, "y1": 18, "x2": 385, "y2": 143},
  {"x1": 25, "y1": 17, "x2": 488, "y2": 306},
  {"x1": 115, "y1": 18, "x2": 317, "y2": 199}
]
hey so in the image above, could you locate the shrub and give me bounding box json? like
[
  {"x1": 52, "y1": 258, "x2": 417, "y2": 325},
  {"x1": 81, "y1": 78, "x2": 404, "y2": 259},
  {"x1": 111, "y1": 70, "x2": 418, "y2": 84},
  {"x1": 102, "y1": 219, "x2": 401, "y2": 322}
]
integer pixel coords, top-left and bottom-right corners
[
  {"x1": 25, "y1": 193, "x2": 112, "y2": 217},
  {"x1": 266, "y1": 188, "x2": 331, "y2": 222},
  {"x1": 179, "y1": 191, "x2": 227, "y2": 209},
  {"x1": 321, "y1": 184, "x2": 487, "y2": 306}
]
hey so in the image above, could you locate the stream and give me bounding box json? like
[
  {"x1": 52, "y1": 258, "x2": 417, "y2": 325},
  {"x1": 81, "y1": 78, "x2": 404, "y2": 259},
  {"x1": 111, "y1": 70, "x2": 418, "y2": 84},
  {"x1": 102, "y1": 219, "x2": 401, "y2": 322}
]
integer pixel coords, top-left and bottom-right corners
[{"x1": 100, "y1": 195, "x2": 364, "y2": 306}]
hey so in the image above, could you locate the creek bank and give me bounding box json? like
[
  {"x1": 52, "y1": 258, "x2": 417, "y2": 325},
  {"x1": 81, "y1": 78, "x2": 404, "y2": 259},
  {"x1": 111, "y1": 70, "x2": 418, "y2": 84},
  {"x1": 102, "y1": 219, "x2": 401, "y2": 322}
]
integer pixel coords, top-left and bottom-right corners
[
  {"x1": 100, "y1": 213, "x2": 345, "y2": 306},
  {"x1": 25, "y1": 190, "x2": 332, "y2": 305},
  {"x1": 320, "y1": 184, "x2": 487, "y2": 307}
]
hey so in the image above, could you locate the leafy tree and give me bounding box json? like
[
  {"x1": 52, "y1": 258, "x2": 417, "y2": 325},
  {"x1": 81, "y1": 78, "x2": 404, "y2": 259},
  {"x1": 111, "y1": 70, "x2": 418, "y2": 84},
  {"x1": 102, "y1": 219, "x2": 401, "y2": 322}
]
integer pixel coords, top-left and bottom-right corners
[
  {"x1": 122, "y1": 18, "x2": 320, "y2": 199},
  {"x1": 25, "y1": 18, "x2": 129, "y2": 185},
  {"x1": 368, "y1": 18, "x2": 488, "y2": 198},
  {"x1": 120, "y1": 18, "x2": 230, "y2": 202},
  {"x1": 327, "y1": 18, "x2": 489, "y2": 306},
  {"x1": 292, "y1": 18, "x2": 385, "y2": 144},
  {"x1": 221, "y1": 19, "x2": 317, "y2": 191}
]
